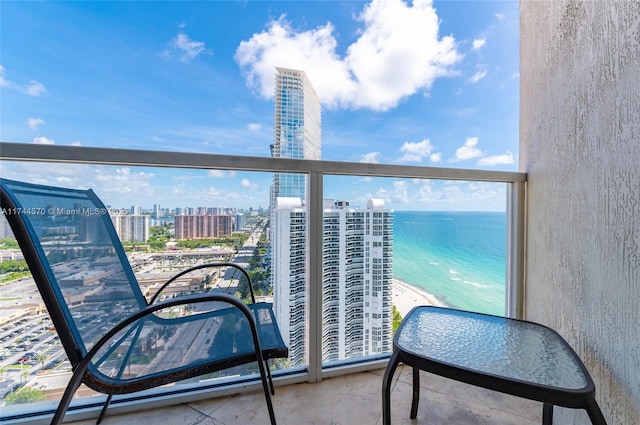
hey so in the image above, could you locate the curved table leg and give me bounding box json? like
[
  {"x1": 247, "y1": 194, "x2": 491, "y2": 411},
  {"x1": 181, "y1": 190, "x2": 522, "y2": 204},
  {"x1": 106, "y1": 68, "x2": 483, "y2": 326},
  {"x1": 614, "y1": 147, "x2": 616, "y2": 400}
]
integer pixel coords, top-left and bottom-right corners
[
  {"x1": 382, "y1": 351, "x2": 401, "y2": 425},
  {"x1": 585, "y1": 397, "x2": 608, "y2": 425},
  {"x1": 543, "y1": 403, "x2": 553, "y2": 425},
  {"x1": 410, "y1": 367, "x2": 420, "y2": 419}
]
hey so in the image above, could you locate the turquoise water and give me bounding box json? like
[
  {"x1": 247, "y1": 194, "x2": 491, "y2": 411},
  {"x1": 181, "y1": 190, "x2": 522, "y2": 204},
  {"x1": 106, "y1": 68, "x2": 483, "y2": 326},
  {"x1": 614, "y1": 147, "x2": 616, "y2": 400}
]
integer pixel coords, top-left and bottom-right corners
[{"x1": 393, "y1": 211, "x2": 507, "y2": 315}]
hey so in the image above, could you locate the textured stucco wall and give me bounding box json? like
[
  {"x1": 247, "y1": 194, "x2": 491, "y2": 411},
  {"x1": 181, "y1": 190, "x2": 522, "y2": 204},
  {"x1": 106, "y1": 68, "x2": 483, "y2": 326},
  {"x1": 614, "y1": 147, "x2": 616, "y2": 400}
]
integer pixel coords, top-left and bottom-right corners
[{"x1": 520, "y1": 1, "x2": 639, "y2": 423}]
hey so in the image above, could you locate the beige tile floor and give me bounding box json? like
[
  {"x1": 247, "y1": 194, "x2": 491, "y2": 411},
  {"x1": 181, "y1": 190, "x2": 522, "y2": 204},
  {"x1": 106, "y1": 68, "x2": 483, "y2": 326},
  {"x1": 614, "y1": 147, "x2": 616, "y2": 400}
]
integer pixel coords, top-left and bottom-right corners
[{"x1": 69, "y1": 366, "x2": 543, "y2": 425}]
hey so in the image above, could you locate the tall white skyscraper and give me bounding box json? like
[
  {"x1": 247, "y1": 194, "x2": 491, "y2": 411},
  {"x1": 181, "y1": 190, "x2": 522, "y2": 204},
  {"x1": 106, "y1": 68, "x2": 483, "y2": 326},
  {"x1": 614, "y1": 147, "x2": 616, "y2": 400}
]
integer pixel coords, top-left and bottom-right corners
[
  {"x1": 273, "y1": 197, "x2": 394, "y2": 365},
  {"x1": 272, "y1": 197, "x2": 308, "y2": 365},
  {"x1": 111, "y1": 214, "x2": 149, "y2": 243},
  {"x1": 321, "y1": 199, "x2": 393, "y2": 362}
]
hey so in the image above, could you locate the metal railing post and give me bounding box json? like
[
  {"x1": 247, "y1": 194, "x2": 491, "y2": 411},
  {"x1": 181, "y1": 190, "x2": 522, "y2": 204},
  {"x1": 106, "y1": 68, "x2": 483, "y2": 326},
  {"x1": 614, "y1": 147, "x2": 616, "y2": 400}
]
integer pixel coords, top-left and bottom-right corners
[
  {"x1": 307, "y1": 171, "x2": 323, "y2": 383},
  {"x1": 506, "y1": 180, "x2": 527, "y2": 319}
]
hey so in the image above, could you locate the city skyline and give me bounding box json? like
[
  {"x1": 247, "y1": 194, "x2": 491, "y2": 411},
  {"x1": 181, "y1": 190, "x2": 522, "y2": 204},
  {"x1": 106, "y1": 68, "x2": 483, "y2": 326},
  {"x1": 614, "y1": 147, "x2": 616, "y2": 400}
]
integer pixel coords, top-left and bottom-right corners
[{"x1": 1, "y1": 1, "x2": 518, "y2": 211}]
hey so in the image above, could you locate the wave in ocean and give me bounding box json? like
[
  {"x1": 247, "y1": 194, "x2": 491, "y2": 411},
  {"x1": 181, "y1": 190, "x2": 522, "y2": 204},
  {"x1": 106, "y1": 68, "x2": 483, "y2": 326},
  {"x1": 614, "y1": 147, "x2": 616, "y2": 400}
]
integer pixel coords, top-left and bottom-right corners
[{"x1": 393, "y1": 211, "x2": 507, "y2": 316}]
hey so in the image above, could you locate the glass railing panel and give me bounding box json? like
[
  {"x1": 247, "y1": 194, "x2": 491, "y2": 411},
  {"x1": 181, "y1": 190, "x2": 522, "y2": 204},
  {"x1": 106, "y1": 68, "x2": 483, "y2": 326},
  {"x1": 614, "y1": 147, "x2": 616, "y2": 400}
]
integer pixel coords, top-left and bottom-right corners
[
  {"x1": 321, "y1": 175, "x2": 508, "y2": 369},
  {"x1": 0, "y1": 145, "x2": 525, "y2": 422},
  {"x1": 0, "y1": 162, "x2": 307, "y2": 417}
]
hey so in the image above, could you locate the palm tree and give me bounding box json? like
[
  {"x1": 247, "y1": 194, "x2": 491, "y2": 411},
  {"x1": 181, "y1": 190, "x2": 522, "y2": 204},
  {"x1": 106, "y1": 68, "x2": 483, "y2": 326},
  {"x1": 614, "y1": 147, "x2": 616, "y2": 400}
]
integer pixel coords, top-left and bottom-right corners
[{"x1": 37, "y1": 353, "x2": 48, "y2": 370}]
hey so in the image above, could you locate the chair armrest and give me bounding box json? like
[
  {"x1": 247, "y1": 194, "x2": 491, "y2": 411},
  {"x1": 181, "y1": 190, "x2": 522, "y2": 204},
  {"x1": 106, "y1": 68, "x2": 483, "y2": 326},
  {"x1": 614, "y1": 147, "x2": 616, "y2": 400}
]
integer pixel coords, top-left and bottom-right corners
[{"x1": 148, "y1": 262, "x2": 255, "y2": 304}]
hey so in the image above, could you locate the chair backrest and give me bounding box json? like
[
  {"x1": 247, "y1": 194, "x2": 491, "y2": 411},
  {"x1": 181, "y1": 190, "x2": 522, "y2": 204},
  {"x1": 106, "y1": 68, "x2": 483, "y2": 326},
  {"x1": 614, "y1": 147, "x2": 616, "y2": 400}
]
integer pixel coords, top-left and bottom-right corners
[{"x1": 1, "y1": 178, "x2": 147, "y2": 367}]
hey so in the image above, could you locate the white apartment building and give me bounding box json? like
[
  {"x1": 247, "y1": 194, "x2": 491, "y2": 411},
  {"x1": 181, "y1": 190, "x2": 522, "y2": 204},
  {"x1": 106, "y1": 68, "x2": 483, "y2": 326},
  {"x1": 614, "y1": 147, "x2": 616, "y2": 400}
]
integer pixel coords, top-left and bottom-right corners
[
  {"x1": 272, "y1": 197, "x2": 308, "y2": 365},
  {"x1": 130, "y1": 205, "x2": 142, "y2": 216},
  {"x1": 111, "y1": 214, "x2": 149, "y2": 243},
  {"x1": 234, "y1": 213, "x2": 245, "y2": 231},
  {"x1": 322, "y1": 199, "x2": 393, "y2": 362},
  {"x1": 272, "y1": 197, "x2": 393, "y2": 366}
]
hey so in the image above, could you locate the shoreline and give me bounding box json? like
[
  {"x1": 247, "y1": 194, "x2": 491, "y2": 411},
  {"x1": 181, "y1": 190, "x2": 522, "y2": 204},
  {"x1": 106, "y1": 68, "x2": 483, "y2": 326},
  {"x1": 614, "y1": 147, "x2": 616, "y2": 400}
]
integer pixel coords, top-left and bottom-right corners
[{"x1": 392, "y1": 278, "x2": 445, "y2": 317}]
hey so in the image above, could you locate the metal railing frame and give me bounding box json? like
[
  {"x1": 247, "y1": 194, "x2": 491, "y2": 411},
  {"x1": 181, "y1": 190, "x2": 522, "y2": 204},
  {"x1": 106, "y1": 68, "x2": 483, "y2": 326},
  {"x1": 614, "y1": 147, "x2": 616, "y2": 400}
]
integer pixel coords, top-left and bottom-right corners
[{"x1": 0, "y1": 141, "x2": 527, "y2": 423}]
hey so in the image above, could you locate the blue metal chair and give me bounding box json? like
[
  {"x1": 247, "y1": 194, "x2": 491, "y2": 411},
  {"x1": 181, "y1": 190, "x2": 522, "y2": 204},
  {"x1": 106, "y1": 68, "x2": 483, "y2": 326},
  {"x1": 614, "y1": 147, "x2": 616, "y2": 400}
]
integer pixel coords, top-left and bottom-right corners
[{"x1": 0, "y1": 178, "x2": 287, "y2": 425}]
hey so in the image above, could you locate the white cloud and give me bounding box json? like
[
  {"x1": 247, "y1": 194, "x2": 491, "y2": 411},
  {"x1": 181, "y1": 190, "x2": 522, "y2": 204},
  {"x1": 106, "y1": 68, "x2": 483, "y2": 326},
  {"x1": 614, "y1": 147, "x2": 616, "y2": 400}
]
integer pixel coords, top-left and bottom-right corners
[
  {"x1": 0, "y1": 65, "x2": 9, "y2": 87},
  {"x1": 399, "y1": 139, "x2": 438, "y2": 163},
  {"x1": 360, "y1": 152, "x2": 381, "y2": 163},
  {"x1": 391, "y1": 180, "x2": 409, "y2": 203},
  {"x1": 95, "y1": 167, "x2": 156, "y2": 198},
  {"x1": 240, "y1": 178, "x2": 259, "y2": 191},
  {"x1": 472, "y1": 38, "x2": 486, "y2": 50},
  {"x1": 0, "y1": 65, "x2": 46, "y2": 96},
  {"x1": 27, "y1": 117, "x2": 45, "y2": 130},
  {"x1": 430, "y1": 152, "x2": 442, "y2": 163},
  {"x1": 453, "y1": 137, "x2": 483, "y2": 162},
  {"x1": 26, "y1": 80, "x2": 46, "y2": 96},
  {"x1": 247, "y1": 123, "x2": 263, "y2": 131},
  {"x1": 495, "y1": 13, "x2": 506, "y2": 21},
  {"x1": 467, "y1": 67, "x2": 488, "y2": 84},
  {"x1": 235, "y1": 0, "x2": 461, "y2": 111},
  {"x1": 163, "y1": 33, "x2": 212, "y2": 63},
  {"x1": 32, "y1": 136, "x2": 55, "y2": 145},
  {"x1": 207, "y1": 170, "x2": 237, "y2": 178},
  {"x1": 477, "y1": 152, "x2": 515, "y2": 166},
  {"x1": 450, "y1": 137, "x2": 514, "y2": 166}
]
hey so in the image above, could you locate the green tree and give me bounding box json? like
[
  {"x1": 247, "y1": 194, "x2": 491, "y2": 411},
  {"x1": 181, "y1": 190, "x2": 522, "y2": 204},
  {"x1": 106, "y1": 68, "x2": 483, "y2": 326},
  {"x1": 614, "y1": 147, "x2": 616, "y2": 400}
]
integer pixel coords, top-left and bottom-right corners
[
  {"x1": 147, "y1": 225, "x2": 173, "y2": 250},
  {"x1": 4, "y1": 387, "x2": 46, "y2": 405},
  {"x1": 37, "y1": 353, "x2": 48, "y2": 369},
  {"x1": 0, "y1": 259, "x2": 28, "y2": 274},
  {"x1": 0, "y1": 238, "x2": 19, "y2": 249},
  {"x1": 392, "y1": 306, "x2": 403, "y2": 334}
]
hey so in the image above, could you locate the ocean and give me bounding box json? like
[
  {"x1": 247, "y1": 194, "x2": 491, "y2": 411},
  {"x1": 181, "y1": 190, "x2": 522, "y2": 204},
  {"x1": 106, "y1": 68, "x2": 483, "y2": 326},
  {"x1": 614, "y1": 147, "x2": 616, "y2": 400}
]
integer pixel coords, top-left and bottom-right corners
[{"x1": 393, "y1": 211, "x2": 507, "y2": 316}]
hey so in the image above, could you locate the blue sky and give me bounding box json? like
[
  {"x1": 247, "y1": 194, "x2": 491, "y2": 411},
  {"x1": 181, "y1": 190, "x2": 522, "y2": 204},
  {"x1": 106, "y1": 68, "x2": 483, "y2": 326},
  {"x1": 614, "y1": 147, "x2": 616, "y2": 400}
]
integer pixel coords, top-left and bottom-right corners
[{"x1": 1, "y1": 0, "x2": 519, "y2": 211}]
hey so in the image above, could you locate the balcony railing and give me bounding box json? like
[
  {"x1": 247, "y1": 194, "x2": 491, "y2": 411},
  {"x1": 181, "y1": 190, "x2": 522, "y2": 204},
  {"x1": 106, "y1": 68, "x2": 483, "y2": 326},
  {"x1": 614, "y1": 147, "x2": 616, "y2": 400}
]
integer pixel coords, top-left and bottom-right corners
[{"x1": 0, "y1": 141, "x2": 526, "y2": 424}]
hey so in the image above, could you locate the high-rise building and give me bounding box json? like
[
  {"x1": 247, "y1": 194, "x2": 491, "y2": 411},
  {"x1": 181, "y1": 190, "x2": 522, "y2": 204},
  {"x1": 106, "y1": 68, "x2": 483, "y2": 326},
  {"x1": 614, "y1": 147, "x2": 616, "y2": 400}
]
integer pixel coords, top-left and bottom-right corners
[
  {"x1": 153, "y1": 203, "x2": 162, "y2": 219},
  {"x1": 270, "y1": 67, "x2": 321, "y2": 204},
  {"x1": 111, "y1": 214, "x2": 149, "y2": 243},
  {"x1": 272, "y1": 197, "x2": 308, "y2": 364},
  {"x1": 321, "y1": 199, "x2": 393, "y2": 361},
  {"x1": 174, "y1": 214, "x2": 233, "y2": 240},
  {"x1": 0, "y1": 216, "x2": 14, "y2": 239},
  {"x1": 272, "y1": 197, "x2": 393, "y2": 365},
  {"x1": 270, "y1": 67, "x2": 321, "y2": 365},
  {"x1": 234, "y1": 213, "x2": 246, "y2": 231}
]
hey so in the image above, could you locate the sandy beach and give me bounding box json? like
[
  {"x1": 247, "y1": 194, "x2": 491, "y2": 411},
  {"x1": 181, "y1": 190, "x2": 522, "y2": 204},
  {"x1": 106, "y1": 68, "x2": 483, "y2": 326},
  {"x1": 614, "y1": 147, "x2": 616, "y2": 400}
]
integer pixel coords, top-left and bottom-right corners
[{"x1": 392, "y1": 278, "x2": 445, "y2": 317}]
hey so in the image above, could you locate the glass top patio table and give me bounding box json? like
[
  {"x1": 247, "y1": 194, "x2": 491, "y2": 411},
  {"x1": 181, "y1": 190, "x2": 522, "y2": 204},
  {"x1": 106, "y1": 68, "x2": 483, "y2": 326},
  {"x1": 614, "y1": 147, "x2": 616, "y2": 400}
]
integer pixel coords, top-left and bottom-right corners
[{"x1": 382, "y1": 306, "x2": 607, "y2": 425}]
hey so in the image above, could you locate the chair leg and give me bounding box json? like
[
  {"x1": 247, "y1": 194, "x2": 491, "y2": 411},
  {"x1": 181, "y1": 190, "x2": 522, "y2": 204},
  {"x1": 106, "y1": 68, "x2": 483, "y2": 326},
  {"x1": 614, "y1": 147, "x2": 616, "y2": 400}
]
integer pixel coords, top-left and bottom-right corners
[
  {"x1": 50, "y1": 363, "x2": 90, "y2": 425},
  {"x1": 265, "y1": 360, "x2": 276, "y2": 395},
  {"x1": 96, "y1": 393, "x2": 114, "y2": 424},
  {"x1": 257, "y1": 356, "x2": 277, "y2": 425}
]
